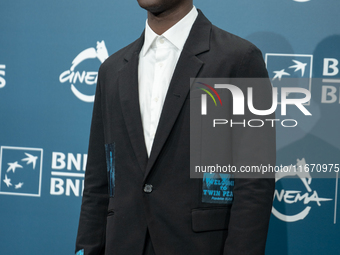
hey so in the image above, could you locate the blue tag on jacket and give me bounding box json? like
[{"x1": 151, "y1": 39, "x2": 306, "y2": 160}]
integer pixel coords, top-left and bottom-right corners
[
  {"x1": 75, "y1": 249, "x2": 84, "y2": 255},
  {"x1": 202, "y1": 173, "x2": 234, "y2": 204},
  {"x1": 105, "y1": 143, "x2": 115, "y2": 197}
]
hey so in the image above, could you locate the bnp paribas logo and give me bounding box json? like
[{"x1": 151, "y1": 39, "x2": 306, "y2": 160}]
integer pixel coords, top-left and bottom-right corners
[
  {"x1": 265, "y1": 53, "x2": 313, "y2": 105},
  {"x1": 0, "y1": 146, "x2": 43, "y2": 197}
]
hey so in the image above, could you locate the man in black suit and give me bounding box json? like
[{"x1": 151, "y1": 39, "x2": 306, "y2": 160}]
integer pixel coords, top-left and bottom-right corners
[{"x1": 76, "y1": 0, "x2": 276, "y2": 254}]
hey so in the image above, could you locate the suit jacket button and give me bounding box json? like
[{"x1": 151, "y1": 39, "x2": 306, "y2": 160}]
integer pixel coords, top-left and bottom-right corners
[{"x1": 144, "y1": 184, "x2": 153, "y2": 193}]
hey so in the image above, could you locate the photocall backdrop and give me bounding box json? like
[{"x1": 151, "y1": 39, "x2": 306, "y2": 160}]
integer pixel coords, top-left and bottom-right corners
[{"x1": 0, "y1": 0, "x2": 339, "y2": 254}]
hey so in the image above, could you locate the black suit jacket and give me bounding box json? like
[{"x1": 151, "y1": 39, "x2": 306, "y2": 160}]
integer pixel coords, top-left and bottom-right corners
[{"x1": 76, "y1": 10, "x2": 276, "y2": 255}]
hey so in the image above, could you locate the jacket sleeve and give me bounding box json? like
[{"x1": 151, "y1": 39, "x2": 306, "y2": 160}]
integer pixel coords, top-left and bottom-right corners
[
  {"x1": 75, "y1": 68, "x2": 109, "y2": 255},
  {"x1": 223, "y1": 45, "x2": 276, "y2": 255}
]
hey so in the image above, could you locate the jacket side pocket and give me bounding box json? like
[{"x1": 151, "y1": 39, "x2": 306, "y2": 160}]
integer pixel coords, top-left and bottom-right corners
[{"x1": 192, "y1": 207, "x2": 231, "y2": 232}]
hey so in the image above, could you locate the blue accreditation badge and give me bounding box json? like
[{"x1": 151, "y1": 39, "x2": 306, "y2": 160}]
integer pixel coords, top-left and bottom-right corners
[
  {"x1": 105, "y1": 143, "x2": 115, "y2": 198},
  {"x1": 202, "y1": 173, "x2": 234, "y2": 204}
]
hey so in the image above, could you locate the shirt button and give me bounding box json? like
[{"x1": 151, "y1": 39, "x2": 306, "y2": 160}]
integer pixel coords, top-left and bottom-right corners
[
  {"x1": 159, "y1": 62, "x2": 163, "y2": 68},
  {"x1": 159, "y1": 38, "x2": 164, "y2": 44},
  {"x1": 154, "y1": 97, "x2": 158, "y2": 102},
  {"x1": 144, "y1": 184, "x2": 153, "y2": 193}
]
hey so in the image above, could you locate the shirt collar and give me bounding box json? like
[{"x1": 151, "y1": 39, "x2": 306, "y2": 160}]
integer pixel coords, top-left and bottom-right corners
[{"x1": 142, "y1": 6, "x2": 198, "y2": 56}]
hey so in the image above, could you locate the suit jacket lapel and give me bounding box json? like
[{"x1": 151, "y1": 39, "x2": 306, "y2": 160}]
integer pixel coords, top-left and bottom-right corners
[
  {"x1": 118, "y1": 35, "x2": 149, "y2": 173},
  {"x1": 144, "y1": 11, "x2": 211, "y2": 180}
]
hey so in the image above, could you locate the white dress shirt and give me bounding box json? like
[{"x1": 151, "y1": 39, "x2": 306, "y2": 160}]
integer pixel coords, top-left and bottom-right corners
[{"x1": 138, "y1": 6, "x2": 198, "y2": 156}]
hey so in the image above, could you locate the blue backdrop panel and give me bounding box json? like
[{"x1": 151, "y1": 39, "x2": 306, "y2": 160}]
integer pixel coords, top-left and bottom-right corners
[{"x1": 1, "y1": 0, "x2": 339, "y2": 254}]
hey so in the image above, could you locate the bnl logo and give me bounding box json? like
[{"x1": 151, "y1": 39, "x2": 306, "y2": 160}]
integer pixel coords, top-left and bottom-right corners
[
  {"x1": 0, "y1": 146, "x2": 43, "y2": 197},
  {"x1": 265, "y1": 53, "x2": 313, "y2": 105}
]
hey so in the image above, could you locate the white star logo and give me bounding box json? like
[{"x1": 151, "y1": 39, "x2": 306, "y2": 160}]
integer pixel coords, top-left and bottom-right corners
[
  {"x1": 7, "y1": 161, "x2": 23, "y2": 173},
  {"x1": 15, "y1": 182, "x2": 24, "y2": 189},
  {"x1": 272, "y1": 69, "x2": 291, "y2": 81},
  {"x1": 289, "y1": 60, "x2": 307, "y2": 77},
  {"x1": 22, "y1": 153, "x2": 38, "y2": 169},
  {"x1": 3, "y1": 174, "x2": 12, "y2": 187}
]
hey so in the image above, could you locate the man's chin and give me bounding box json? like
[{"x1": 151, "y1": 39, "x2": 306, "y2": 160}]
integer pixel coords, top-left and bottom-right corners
[
  {"x1": 138, "y1": 4, "x2": 167, "y2": 15},
  {"x1": 138, "y1": 0, "x2": 180, "y2": 16}
]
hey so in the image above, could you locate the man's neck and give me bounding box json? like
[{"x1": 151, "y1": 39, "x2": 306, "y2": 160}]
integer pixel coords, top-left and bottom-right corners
[{"x1": 147, "y1": 2, "x2": 193, "y2": 35}]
